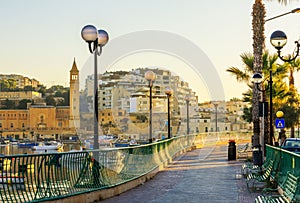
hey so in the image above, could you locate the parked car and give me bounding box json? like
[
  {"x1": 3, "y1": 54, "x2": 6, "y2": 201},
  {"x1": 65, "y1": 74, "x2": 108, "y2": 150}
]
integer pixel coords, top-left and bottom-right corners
[{"x1": 281, "y1": 138, "x2": 300, "y2": 154}]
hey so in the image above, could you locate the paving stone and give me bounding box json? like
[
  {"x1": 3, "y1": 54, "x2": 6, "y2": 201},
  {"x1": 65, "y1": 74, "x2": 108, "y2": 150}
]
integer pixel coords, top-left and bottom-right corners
[{"x1": 99, "y1": 145, "x2": 260, "y2": 203}]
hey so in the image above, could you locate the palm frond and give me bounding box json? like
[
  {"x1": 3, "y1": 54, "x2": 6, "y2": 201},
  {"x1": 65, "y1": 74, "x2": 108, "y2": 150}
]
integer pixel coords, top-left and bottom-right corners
[{"x1": 226, "y1": 67, "x2": 250, "y2": 83}]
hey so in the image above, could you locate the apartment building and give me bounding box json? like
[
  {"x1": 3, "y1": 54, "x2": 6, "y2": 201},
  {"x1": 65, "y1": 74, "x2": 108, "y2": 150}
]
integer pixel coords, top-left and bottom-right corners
[{"x1": 0, "y1": 74, "x2": 40, "y2": 89}]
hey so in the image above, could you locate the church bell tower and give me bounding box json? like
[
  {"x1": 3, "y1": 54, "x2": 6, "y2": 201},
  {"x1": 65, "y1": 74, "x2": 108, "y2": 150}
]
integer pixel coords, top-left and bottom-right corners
[{"x1": 69, "y1": 58, "x2": 80, "y2": 131}]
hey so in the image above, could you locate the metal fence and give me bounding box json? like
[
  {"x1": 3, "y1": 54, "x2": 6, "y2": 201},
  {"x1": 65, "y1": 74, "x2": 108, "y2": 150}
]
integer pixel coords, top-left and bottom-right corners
[
  {"x1": 266, "y1": 144, "x2": 300, "y2": 183},
  {"x1": 0, "y1": 132, "x2": 251, "y2": 202}
]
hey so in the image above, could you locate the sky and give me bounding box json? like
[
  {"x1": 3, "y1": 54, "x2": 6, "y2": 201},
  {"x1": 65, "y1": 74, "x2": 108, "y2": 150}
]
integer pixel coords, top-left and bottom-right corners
[{"x1": 0, "y1": 0, "x2": 300, "y2": 102}]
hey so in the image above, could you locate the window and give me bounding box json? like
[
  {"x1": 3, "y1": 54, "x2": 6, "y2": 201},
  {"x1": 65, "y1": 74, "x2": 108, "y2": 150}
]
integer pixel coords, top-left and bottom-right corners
[
  {"x1": 40, "y1": 115, "x2": 44, "y2": 123},
  {"x1": 11, "y1": 123, "x2": 14, "y2": 128},
  {"x1": 22, "y1": 123, "x2": 25, "y2": 128},
  {"x1": 0, "y1": 123, "x2": 2, "y2": 128}
]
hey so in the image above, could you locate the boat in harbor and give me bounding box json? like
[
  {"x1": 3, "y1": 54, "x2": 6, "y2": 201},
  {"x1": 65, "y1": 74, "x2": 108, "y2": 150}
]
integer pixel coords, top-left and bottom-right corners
[
  {"x1": 32, "y1": 141, "x2": 63, "y2": 151},
  {"x1": 17, "y1": 140, "x2": 38, "y2": 148},
  {"x1": 114, "y1": 139, "x2": 139, "y2": 147},
  {"x1": 9, "y1": 138, "x2": 18, "y2": 145},
  {"x1": 0, "y1": 141, "x2": 8, "y2": 147}
]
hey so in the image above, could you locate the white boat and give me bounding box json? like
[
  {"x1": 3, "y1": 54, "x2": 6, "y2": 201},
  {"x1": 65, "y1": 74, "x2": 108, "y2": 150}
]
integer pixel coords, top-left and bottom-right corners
[
  {"x1": 9, "y1": 138, "x2": 18, "y2": 145},
  {"x1": 32, "y1": 141, "x2": 63, "y2": 151}
]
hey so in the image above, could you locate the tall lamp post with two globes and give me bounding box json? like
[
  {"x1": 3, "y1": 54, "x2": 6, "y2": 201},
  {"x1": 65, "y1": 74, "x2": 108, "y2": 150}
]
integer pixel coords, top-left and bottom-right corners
[
  {"x1": 81, "y1": 25, "x2": 109, "y2": 150},
  {"x1": 145, "y1": 70, "x2": 156, "y2": 143}
]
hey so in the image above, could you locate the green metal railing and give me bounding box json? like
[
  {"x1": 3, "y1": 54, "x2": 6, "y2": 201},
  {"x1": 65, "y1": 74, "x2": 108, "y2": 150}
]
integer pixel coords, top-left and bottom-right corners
[
  {"x1": 266, "y1": 145, "x2": 300, "y2": 184},
  {"x1": 0, "y1": 132, "x2": 251, "y2": 202},
  {"x1": 0, "y1": 135, "x2": 194, "y2": 202}
]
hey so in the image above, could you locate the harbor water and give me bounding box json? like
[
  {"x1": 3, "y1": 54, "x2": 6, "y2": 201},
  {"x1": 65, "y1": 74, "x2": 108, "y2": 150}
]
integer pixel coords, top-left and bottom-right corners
[{"x1": 0, "y1": 142, "x2": 82, "y2": 155}]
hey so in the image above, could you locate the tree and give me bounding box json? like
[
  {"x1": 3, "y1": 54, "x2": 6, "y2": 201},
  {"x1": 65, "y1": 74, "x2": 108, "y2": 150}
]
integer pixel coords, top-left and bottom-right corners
[
  {"x1": 2, "y1": 99, "x2": 16, "y2": 109},
  {"x1": 242, "y1": 107, "x2": 253, "y2": 123},
  {"x1": 37, "y1": 85, "x2": 46, "y2": 97},
  {"x1": 251, "y1": 0, "x2": 298, "y2": 146},
  {"x1": 24, "y1": 86, "x2": 33, "y2": 91},
  {"x1": 280, "y1": 104, "x2": 300, "y2": 129},
  {"x1": 61, "y1": 90, "x2": 70, "y2": 106},
  {"x1": 252, "y1": 0, "x2": 266, "y2": 147},
  {"x1": 0, "y1": 80, "x2": 9, "y2": 91},
  {"x1": 7, "y1": 79, "x2": 17, "y2": 90},
  {"x1": 17, "y1": 99, "x2": 32, "y2": 109},
  {"x1": 283, "y1": 58, "x2": 300, "y2": 137},
  {"x1": 227, "y1": 51, "x2": 290, "y2": 146},
  {"x1": 45, "y1": 95, "x2": 56, "y2": 106}
]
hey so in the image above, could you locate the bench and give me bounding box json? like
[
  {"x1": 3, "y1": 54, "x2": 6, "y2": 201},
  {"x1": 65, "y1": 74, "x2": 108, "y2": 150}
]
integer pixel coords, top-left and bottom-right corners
[
  {"x1": 255, "y1": 171, "x2": 299, "y2": 203},
  {"x1": 242, "y1": 156, "x2": 275, "y2": 178},
  {"x1": 246, "y1": 160, "x2": 274, "y2": 192},
  {"x1": 238, "y1": 143, "x2": 252, "y2": 159}
]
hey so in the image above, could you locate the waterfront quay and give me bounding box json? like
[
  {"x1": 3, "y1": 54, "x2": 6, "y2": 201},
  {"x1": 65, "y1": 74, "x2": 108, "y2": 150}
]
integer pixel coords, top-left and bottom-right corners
[
  {"x1": 0, "y1": 132, "x2": 298, "y2": 203},
  {"x1": 0, "y1": 133, "x2": 246, "y2": 202},
  {"x1": 99, "y1": 145, "x2": 258, "y2": 203}
]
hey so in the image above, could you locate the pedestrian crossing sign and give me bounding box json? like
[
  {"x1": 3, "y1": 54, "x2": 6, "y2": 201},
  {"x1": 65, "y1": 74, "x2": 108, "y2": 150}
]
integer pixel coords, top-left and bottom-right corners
[{"x1": 275, "y1": 119, "x2": 285, "y2": 129}]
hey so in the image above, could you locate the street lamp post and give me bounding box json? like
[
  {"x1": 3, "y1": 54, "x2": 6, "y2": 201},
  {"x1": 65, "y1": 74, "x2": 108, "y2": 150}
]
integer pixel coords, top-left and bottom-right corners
[
  {"x1": 253, "y1": 72, "x2": 273, "y2": 146},
  {"x1": 81, "y1": 25, "x2": 109, "y2": 150},
  {"x1": 145, "y1": 70, "x2": 156, "y2": 143},
  {"x1": 252, "y1": 73, "x2": 268, "y2": 166},
  {"x1": 185, "y1": 95, "x2": 190, "y2": 135},
  {"x1": 165, "y1": 87, "x2": 172, "y2": 139},
  {"x1": 213, "y1": 103, "x2": 218, "y2": 132}
]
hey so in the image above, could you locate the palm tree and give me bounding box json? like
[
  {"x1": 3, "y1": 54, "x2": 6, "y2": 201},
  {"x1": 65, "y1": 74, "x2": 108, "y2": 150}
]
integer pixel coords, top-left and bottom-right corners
[
  {"x1": 252, "y1": 0, "x2": 298, "y2": 148},
  {"x1": 227, "y1": 51, "x2": 285, "y2": 146},
  {"x1": 284, "y1": 58, "x2": 300, "y2": 137},
  {"x1": 252, "y1": 0, "x2": 266, "y2": 148}
]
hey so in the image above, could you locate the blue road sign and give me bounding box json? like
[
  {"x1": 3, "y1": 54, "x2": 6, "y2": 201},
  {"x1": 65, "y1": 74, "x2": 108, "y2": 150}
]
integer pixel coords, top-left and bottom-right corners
[{"x1": 275, "y1": 119, "x2": 285, "y2": 129}]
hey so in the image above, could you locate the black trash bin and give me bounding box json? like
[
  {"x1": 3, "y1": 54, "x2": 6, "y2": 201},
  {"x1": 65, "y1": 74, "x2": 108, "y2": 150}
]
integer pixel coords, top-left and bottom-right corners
[
  {"x1": 228, "y1": 140, "x2": 236, "y2": 161},
  {"x1": 252, "y1": 146, "x2": 263, "y2": 166}
]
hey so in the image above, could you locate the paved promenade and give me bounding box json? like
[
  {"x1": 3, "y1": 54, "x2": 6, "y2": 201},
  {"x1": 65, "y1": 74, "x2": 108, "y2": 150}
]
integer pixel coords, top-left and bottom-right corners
[{"x1": 99, "y1": 145, "x2": 260, "y2": 203}]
